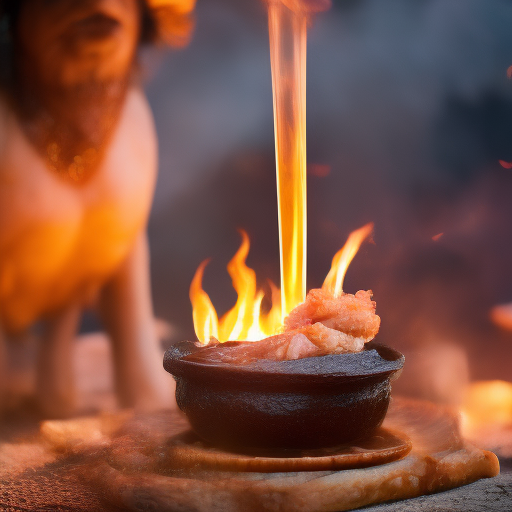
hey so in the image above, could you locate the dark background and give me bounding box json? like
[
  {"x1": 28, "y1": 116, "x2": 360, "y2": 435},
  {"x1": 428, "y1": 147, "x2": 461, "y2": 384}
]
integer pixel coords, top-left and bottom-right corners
[{"x1": 141, "y1": 0, "x2": 512, "y2": 396}]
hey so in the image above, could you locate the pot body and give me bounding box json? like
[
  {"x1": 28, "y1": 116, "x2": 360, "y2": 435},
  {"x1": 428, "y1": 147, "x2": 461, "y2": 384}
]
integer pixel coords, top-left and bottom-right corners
[{"x1": 164, "y1": 342, "x2": 404, "y2": 451}]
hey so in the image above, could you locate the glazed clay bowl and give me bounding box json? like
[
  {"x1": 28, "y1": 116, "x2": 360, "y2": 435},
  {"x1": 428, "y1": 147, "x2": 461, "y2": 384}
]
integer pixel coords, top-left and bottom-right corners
[{"x1": 163, "y1": 341, "x2": 404, "y2": 451}]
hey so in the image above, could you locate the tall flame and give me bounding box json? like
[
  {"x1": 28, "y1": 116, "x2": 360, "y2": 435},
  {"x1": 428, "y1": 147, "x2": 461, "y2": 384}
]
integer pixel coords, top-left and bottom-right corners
[
  {"x1": 268, "y1": 0, "x2": 308, "y2": 321},
  {"x1": 322, "y1": 223, "x2": 374, "y2": 297},
  {"x1": 190, "y1": 231, "x2": 282, "y2": 344}
]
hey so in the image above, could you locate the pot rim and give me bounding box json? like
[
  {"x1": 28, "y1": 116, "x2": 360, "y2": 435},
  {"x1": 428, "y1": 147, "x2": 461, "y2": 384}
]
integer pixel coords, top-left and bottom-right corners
[{"x1": 164, "y1": 340, "x2": 404, "y2": 387}]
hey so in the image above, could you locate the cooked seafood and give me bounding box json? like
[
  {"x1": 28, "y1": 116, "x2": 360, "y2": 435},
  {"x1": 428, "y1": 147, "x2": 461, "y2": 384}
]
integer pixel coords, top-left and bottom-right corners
[{"x1": 285, "y1": 288, "x2": 380, "y2": 341}]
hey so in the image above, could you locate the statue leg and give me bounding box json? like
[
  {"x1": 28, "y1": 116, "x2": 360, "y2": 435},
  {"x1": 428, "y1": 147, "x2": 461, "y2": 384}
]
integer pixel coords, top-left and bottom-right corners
[
  {"x1": 36, "y1": 303, "x2": 81, "y2": 418},
  {"x1": 99, "y1": 233, "x2": 174, "y2": 411}
]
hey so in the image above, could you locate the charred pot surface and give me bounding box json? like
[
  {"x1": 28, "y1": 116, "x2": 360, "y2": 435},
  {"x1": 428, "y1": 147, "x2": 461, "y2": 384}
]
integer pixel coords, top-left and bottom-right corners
[{"x1": 163, "y1": 342, "x2": 404, "y2": 451}]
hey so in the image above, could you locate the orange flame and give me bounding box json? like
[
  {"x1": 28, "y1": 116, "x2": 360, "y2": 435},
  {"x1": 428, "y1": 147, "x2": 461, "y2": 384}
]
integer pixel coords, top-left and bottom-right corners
[
  {"x1": 268, "y1": 0, "x2": 308, "y2": 321},
  {"x1": 189, "y1": 259, "x2": 218, "y2": 342},
  {"x1": 190, "y1": 224, "x2": 372, "y2": 343},
  {"x1": 190, "y1": 231, "x2": 282, "y2": 344},
  {"x1": 322, "y1": 223, "x2": 374, "y2": 297}
]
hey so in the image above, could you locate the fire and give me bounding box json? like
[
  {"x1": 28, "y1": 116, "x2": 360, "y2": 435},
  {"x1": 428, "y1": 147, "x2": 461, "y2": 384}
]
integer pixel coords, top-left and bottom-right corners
[
  {"x1": 189, "y1": 1, "x2": 375, "y2": 345},
  {"x1": 190, "y1": 224, "x2": 372, "y2": 343},
  {"x1": 322, "y1": 223, "x2": 373, "y2": 297},
  {"x1": 189, "y1": 259, "x2": 218, "y2": 342},
  {"x1": 460, "y1": 380, "x2": 512, "y2": 434},
  {"x1": 268, "y1": 0, "x2": 308, "y2": 320},
  {"x1": 190, "y1": 231, "x2": 281, "y2": 344}
]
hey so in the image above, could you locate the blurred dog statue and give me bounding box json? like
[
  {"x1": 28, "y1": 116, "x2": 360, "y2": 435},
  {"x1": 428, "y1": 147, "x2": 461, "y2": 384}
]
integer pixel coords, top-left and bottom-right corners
[{"x1": 0, "y1": 0, "x2": 195, "y2": 417}]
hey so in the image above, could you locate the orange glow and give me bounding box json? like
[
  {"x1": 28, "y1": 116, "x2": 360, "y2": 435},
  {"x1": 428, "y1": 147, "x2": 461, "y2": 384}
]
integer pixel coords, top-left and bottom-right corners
[
  {"x1": 460, "y1": 380, "x2": 512, "y2": 434},
  {"x1": 189, "y1": 231, "x2": 282, "y2": 344},
  {"x1": 322, "y1": 223, "x2": 374, "y2": 297},
  {"x1": 268, "y1": 0, "x2": 308, "y2": 321},
  {"x1": 432, "y1": 232, "x2": 444, "y2": 241}
]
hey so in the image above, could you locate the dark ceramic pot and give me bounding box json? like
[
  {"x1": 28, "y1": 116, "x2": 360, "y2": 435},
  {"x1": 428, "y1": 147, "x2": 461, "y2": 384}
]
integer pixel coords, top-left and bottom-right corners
[{"x1": 163, "y1": 341, "x2": 404, "y2": 451}]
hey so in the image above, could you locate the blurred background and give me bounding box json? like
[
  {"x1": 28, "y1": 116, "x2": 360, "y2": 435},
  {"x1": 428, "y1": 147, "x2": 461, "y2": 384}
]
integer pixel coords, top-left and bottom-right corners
[{"x1": 127, "y1": 0, "x2": 512, "y2": 400}]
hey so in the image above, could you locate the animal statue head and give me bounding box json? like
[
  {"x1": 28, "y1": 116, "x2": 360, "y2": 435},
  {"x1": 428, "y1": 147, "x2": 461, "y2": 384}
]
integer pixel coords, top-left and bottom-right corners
[{"x1": 0, "y1": 0, "x2": 195, "y2": 181}]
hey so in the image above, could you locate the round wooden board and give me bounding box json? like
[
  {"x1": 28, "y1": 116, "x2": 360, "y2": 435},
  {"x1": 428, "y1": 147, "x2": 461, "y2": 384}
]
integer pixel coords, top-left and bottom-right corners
[{"x1": 162, "y1": 427, "x2": 412, "y2": 472}]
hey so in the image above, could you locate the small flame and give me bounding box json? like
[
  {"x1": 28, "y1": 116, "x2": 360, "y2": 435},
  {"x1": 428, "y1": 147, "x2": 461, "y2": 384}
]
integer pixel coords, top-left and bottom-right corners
[
  {"x1": 190, "y1": 231, "x2": 282, "y2": 344},
  {"x1": 322, "y1": 223, "x2": 373, "y2": 297},
  {"x1": 218, "y1": 231, "x2": 255, "y2": 341},
  {"x1": 189, "y1": 259, "x2": 218, "y2": 342}
]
